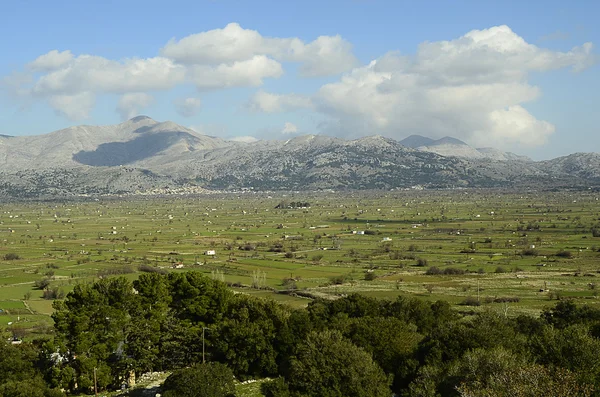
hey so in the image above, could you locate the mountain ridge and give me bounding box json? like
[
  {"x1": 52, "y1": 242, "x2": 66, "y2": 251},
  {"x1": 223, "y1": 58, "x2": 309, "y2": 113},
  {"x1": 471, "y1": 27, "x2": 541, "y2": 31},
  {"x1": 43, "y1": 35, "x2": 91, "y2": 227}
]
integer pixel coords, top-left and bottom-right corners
[{"x1": 0, "y1": 117, "x2": 597, "y2": 198}]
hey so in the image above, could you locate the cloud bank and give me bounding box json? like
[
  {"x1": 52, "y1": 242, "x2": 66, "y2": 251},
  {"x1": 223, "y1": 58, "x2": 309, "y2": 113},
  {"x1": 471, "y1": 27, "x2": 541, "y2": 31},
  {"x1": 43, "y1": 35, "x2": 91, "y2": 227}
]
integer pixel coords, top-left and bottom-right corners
[{"x1": 3, "y1": 24, "x2": 595, "y2": 148}]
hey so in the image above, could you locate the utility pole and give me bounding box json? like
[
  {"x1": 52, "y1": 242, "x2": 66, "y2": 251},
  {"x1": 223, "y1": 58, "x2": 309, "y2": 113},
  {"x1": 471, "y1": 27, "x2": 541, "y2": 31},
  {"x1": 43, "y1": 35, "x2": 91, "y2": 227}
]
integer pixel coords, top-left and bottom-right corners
[{"x1": 94, "y1": 367, "x2": 98, "y2": 397}]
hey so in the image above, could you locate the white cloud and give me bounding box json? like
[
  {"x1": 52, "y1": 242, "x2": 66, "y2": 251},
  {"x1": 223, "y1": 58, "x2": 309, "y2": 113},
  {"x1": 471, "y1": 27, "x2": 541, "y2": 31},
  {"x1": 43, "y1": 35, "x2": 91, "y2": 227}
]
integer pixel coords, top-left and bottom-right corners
[
  {"x1": 315, "y1": 25, "x2": 594, "y2": 148},
  {"x1": 247, "y1": 90, "x2": 313, "y2": 113},
  {"x1": 3, "y1": 23, "x2": 594, "y2": 143},
  {"x1": 116, "y1": 93, "x2": 154, "y2": 121},
  {"x1": 31, "y1": 55, "x2": 185, "y2": 96},
  {"x1": 174, "y1": 97, "x2": 202, "y2": 117},
  {"x1": 228, "y1": 135, "x2": 258, "y2": 143},
  {"x1": 48, "y1": 91, "x2": 95, "y2": 120},
  {"x1": 190, "y1": 55, "x2": 283, "y2": 90},
  {"x1": 28, "y1": 50, "x2": 74, "y2": 71},
  {"x1": 161, "y1": 22, "x2": 357, "y2": 76},
  {"x1": 289, "y1": 35, "x2": 359, "y2": 77},
  {"x1": 282, "y1": 122, "x2": 298, "y2": 135}
]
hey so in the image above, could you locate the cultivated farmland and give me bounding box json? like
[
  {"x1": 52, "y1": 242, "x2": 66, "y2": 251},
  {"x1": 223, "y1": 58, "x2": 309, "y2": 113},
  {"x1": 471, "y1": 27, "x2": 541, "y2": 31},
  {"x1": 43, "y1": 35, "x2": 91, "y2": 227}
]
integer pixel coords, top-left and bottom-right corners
[{"x1": 1, "y1": 189, "x2": 600, "y2": 337}]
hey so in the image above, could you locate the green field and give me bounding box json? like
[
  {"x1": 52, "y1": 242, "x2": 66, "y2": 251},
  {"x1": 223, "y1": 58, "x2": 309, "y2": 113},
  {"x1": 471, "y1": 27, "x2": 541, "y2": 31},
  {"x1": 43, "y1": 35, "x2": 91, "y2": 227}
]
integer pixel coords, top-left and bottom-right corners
[{"x1": 2, "y1": 189, "x2": 600, "y2": 336}]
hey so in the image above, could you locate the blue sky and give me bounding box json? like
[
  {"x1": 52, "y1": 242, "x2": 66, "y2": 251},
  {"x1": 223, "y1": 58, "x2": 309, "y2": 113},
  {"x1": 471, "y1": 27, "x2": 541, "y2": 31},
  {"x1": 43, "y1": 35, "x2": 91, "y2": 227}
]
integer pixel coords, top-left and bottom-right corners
[{"x1": 0, "y1": 0, "x2": 598, "y2": 159}]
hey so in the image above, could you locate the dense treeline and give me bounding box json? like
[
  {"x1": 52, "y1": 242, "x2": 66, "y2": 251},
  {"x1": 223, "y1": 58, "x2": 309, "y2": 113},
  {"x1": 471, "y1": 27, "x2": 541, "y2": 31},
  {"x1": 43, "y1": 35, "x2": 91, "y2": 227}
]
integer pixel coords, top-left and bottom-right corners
[{"x1": 2, "y1": 271, "x2": 600, "y2": 396}]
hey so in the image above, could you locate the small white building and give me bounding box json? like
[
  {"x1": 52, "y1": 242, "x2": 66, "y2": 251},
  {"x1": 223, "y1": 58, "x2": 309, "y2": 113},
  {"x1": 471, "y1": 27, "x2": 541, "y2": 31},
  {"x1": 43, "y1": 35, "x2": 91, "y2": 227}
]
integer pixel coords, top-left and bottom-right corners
[{"x1": 204, "y1": 250, "x2": 216, "y2": 256}]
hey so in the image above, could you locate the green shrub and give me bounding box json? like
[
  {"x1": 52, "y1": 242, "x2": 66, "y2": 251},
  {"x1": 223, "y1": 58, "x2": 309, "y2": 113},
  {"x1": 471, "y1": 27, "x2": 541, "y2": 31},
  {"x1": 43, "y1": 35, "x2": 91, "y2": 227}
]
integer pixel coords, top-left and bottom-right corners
[
  {"x1": 521, "y1": 248, "x2": 539, "y2": 256},
  {"x1": 556, "y1": 250, "x2": 573, "y2": 258},
  {"x1": 162, "y1": 363, "x2": 236, "y2": 397},
  {"x1": 416, "y1": 258, "x2": 428, "y2": 267},
  {"x1": 364, "y1": 271, "x2": 377, "y2": 281},
  {"x1": 462, "y1": 296, "x2": 481, "y2": 306}
]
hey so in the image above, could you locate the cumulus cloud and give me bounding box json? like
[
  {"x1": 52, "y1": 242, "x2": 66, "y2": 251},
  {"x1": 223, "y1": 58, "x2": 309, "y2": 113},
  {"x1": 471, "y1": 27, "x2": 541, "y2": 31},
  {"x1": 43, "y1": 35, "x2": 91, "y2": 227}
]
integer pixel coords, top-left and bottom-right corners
[
  {"x1": 3, "y1": 23, "x2": 594, "y2": 145},
  {"x1": 117, "y1": 93, "x2": 154, "y2": 121},
  {"x1": 161, "y1": 22, "x2": 358, "y2": 76},
  {"x1": 291, "y1": 35, "x2": 359, "y2": 77},
  {"x1": 247, "y1": 90, "x2": 313, "y2": 113},
  {"x1": 31, "y1": 54, "x2": 185, "y2": 96},
  {"x1": 174, "y1": 97, "x2": 202, "y2": 117},
  {"x1": 315, "y1": 25, "x2": 594, "y2": 148},
  {"x1": 6, "y1": 23, "x2": 356, "y2": 121},
  {"x1": 48, "y1": 91, "x2": 95, "y2": 120},
  {"x1": 190, "y1": 56, "x2": 283, "y2": 90},
  {"x1": 28, "y1": 50, "x2": 74, "y2": 71},
  {"x1": 282, "y1": 122, "x2": 298, "y2": 134}
]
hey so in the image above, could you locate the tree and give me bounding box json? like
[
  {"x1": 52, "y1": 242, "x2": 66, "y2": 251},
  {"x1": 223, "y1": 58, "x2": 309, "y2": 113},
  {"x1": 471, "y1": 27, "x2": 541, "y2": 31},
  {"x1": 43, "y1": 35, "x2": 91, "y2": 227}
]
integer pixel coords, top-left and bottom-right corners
[
  {"x1": 336, "y1": 316, "x2": 422, "y2": 393},
  {"x1": 283, "y1": 330, "x2": 391, "y2": 397},
  {"x1": 528, "y1": 324, "x2": 600, "y2": 387},
  {"x1": 162, "y1": 363, "x2": 235, "y2": 397},
  {"x1": 0, "y1": 341, "x2": 64, "y2": 397},
  {"x1": 211, "y1": 295, "x2": 289, "y2": 379},
  {"x1": 457, "y1": 365, "x2": 594, "y2": 397},
  {"x1": 51, "y1": 277, "x2": 136, "y2": 392}
]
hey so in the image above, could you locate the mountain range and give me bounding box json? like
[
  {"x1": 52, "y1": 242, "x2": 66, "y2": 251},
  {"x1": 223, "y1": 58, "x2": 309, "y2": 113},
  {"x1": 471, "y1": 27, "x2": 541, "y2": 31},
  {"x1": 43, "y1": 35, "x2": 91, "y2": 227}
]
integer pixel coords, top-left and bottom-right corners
[{"x1": 0, "y1": 116, "x2": 598, "y2": 198}]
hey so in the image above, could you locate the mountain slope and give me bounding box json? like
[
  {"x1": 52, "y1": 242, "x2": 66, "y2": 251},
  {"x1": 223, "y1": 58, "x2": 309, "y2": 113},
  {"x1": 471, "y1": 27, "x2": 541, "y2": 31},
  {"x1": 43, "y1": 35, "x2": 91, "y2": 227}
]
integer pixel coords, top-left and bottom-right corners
[
  {"x1": 0, "y1": 116, "x2": 232, "y2": 170},
  {"x1": 0, "y1": 118, "x2": 599, "y2": 198},
  {"x1": 400, "y1": 135, "x2": 435, "y2": 148}
]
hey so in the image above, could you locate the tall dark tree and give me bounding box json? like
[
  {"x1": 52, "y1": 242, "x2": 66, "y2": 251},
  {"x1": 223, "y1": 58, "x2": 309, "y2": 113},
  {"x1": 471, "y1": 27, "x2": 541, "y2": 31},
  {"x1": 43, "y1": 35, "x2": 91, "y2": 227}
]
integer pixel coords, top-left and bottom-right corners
[
  {"x1": 282, "y1": 330, "x2": 391, "y2": 397},
  {"x1": 211, "y1": 295, "x2": 290, "y2": 379}
]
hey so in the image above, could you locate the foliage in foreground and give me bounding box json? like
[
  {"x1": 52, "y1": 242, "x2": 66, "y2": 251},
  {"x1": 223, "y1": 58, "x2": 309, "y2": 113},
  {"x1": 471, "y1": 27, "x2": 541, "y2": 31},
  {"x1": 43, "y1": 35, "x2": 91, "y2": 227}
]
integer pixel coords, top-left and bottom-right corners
[
  {"x1": 4, "y1": 272, "x2": 600, "y2": 396},
  {"x1": 162, "y1": 362, "x2": 236, "y2": 397}
]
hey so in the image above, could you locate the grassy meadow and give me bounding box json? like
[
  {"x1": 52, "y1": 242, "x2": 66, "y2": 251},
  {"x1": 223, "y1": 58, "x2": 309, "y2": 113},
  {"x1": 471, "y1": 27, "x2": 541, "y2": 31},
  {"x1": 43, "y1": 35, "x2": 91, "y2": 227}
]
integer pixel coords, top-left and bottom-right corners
[{"x1": 1, "y1": 189, "x2": 600, "y2": 337}]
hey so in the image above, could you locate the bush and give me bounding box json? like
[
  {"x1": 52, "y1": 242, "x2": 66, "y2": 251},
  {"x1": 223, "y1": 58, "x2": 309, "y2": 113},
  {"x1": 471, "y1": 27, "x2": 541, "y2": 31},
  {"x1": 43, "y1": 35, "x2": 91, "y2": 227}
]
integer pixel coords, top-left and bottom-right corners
[
  {"x1": 444, "y1": 267, "x2": 466, "y2": 275},
  {"x1": 495, "y1": 266, "x2": 508, "y2": 273},
  {"x1": 33, "y1": 278, "x2": 51, "y2": 290},
  {"x1": 425, "y1": 266, "x2": 465, "y2": 275},
  {"x1": 262, "y1": 377, "x2": 291, "y2": 397},
  {"x1": 521, "y1": 248, "x2": 539, "y2": 256},
  {"x1": 462, "y1": 296, "x2": 481, "y2": 306},
  {"x1": 42, "y1": 287, "x2": 65, "y2": 300},
  {"x1": 282, "y1": 278, "x2": 297, "y2": 290},
  {"x1": 416, "y1": 258, "x2": 428, "y2": 267},
  {"x1": 138, "y1": 264, "x2": 167, "y2": 274},
  {"x1": 162, "y1": 363, "x2": 236, "y2": 397},
  {"x1": 556, "y1": 250, "x2": 573, "y2": 258},
  {"x1": 364, "y1": 271, "x2": 377, "y2": 281},
  {"x1": 425, "y1": 266, "x2": 442, "y2": 275},
  {"x1": 330, "y1": 274, "x2": 349, "y2": 285},
  {"x1": 97, "y1": 265, "x2": 135, "y2": 277},
  {"x1": 2, "y1": 253, "x2": 21, "y2": 261}
]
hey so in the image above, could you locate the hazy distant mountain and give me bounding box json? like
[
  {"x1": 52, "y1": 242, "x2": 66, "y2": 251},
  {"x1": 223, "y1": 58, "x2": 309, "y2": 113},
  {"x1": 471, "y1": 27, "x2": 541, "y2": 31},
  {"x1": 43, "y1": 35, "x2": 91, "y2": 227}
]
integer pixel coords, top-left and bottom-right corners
[
  {"x1": 400, "y1": 135, "x2": 531, "y2": 161},
  {"x1": 399, "y1": 135, "x2": 435, "y2": 148},
  {"x1": 0, "y1": 116, "x2": 232, "y2": 170},
  {"x1": 0, "y1": 117, "x2": 597, "y2": 198},
  {"x1": 476, "y1": 147, "x2": 532, "y2": 162}
]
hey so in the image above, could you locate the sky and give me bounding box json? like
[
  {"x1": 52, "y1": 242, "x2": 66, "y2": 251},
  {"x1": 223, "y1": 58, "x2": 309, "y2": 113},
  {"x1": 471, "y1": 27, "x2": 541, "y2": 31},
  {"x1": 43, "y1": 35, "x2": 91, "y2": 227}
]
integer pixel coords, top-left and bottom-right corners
[{"x1": 0, "y1": 0, "x2": 598, "y2": 160}]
